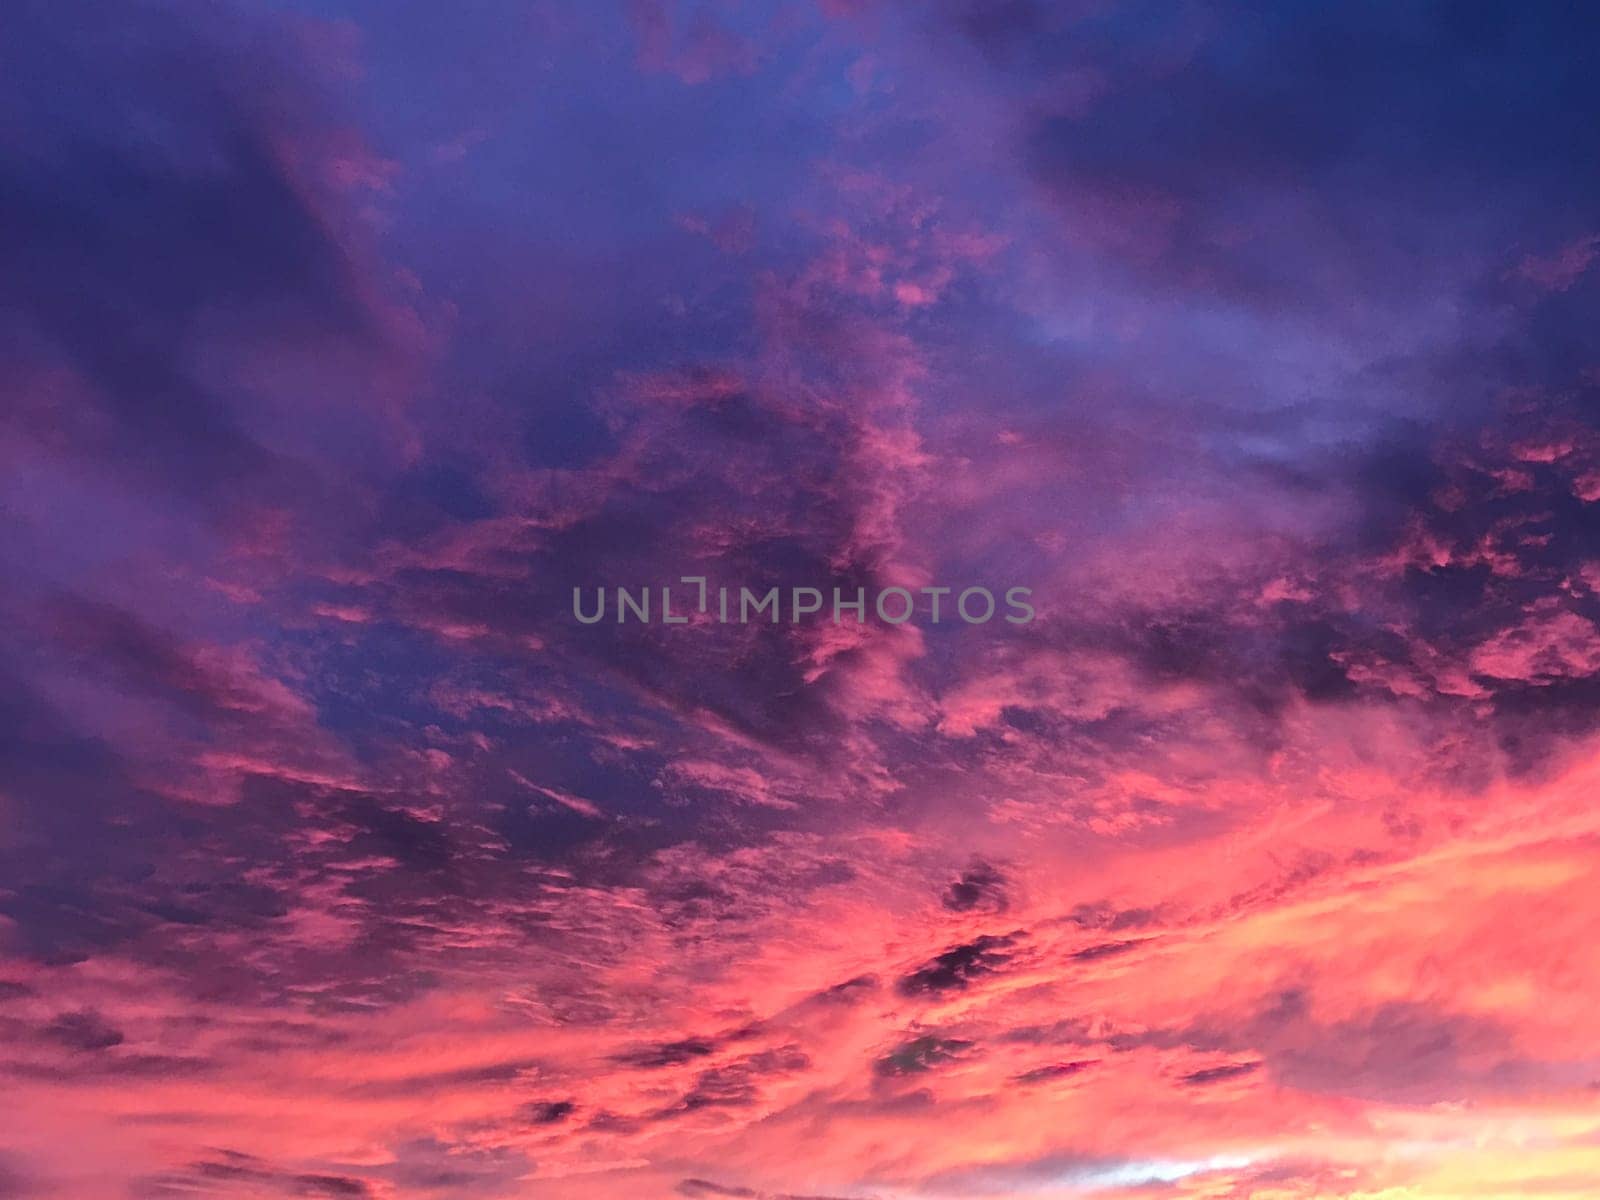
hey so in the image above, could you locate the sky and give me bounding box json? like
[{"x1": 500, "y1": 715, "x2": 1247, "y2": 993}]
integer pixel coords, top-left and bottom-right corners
[{"x1": 4, "y1": 1, "x2": 1600, "y2": 1197}]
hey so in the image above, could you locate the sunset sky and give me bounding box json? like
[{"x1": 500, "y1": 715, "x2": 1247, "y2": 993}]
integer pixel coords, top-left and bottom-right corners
[{"x1": 5, "y1": 2, "x2": 1600, "y2": 1197}]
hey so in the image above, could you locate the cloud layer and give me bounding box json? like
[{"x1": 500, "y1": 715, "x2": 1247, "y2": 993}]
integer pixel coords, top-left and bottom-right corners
[{"x1": 4, "y1": 1, "x2": 1600, "y2": 1197}]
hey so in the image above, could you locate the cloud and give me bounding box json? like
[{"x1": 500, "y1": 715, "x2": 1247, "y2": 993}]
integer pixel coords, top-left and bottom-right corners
[
  {"x1": 940, "y1": 861, "x2": 1008, "y2": 913},
  {"x1": 7, "y1": 1, "x2": 1600, "y2": 1198},
  {"x1": 40, "y1": 1009, "x2": 125, "y2": 1052},
  {"x1": 897, "y1": 934, "x2": 1020, "y2": 996},
  {"x1": 1179, "y1": 1061, "x2": 1260, "y2": 1087},
  {"x1": 874, "y1": 1036, "x2": 975, "y2": 1077}
]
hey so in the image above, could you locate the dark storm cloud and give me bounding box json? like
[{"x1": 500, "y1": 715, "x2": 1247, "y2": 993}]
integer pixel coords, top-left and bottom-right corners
[
  {"x1": 874, "y1": 1035, "x2": 975, "y2": 1077},
  {"x1": 658, "y1": 1045, "x2": 811, "y2": 1119},
  {"x1": 41, "y1": 1009, "x2": 125, "y2": 1052},
  {"x1": 813, "y1": 975, "x2": 880, "y2": 1005},
  {"x1": 291, "y1": 1176, "x2": 373, "y2": 1198},
  {"x1": 1014, "y1": 1060, "x2": 1098, "y2": 1085},
  {"x1": 1063, "y1": 903, "x2": 1163, "y2": 932},
  {"x1": 374, "y1": 1137, "x2": 530, "y2": 1195},
  {"x1": 941, "y1": 860, "x2": 1008, "y2": 912},
  {"x1": 676, "y1": 1179, "x2": 864, "y2": 1200},
  {"x1": 613, "y1": 1037, "x2": 719, "y2": 1070},
  {"x1": 898, "y1": 933, "x2": 1019, "y2": 996},
  {"x1": 1070, "y1": 939, "x2": 1147, "y2": 962},
  {"x1": 336, "y1": 802, "x2": 455, "y2": 874},
  {"x1": 679, "y1": 1183, "x2": 762, "y2": 1199},
  {"x1": 1179, "y1": 1061, "x2": 1260, "y2": 1086},
  {"x1": 521, "y1": 1100, "x2": 575, "y2": 1125},
  {"x1": 135, "y1": 1151, "x2": 374, "y2": 1199}
]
